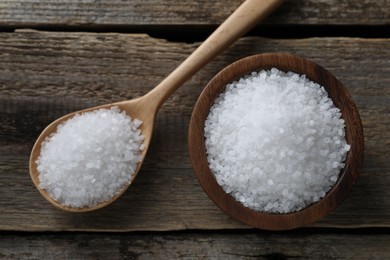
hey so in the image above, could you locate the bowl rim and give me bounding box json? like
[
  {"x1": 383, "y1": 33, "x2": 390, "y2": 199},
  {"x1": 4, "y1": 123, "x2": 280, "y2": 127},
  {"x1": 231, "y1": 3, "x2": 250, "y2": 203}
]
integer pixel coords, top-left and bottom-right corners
[{"x1": 188, "y1": 52, "x2": 364, "y2": 230}]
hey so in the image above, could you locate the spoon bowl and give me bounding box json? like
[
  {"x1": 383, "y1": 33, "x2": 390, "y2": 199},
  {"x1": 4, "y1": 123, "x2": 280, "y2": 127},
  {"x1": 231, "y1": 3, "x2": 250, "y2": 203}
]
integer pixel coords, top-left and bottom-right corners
[
  {"x1": 29, "y1": 0, "x2": 284, "y2": 212},
  {"x1": 29, "y1": 98, "x2": 157, "y2": 212},
  {"x1": 188, "y1": 53, "x2": 364, "y2": 230}
]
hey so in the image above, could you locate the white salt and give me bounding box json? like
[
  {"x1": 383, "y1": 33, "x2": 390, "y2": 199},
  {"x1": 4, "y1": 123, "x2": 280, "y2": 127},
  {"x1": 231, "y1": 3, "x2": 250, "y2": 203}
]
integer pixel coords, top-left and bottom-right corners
[
  {"x1": 204, "y1": 68, "x2": 350, "y2": 214},
  {"x1": 37, "y1": 106, "x2": 144, "y2": 208}
]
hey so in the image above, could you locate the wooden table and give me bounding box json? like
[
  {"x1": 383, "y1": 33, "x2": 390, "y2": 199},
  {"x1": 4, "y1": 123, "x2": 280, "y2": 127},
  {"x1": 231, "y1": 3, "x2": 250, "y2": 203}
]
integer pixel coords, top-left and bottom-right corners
[{"x1": 1, "y1": 0, "x2": 389, "y2": 258}]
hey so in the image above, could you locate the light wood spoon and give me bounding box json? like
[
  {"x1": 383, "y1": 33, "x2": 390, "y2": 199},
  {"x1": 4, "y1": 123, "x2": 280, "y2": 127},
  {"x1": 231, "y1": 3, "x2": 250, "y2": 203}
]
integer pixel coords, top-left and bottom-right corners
[{"x1": 29, "y1": 0, "x2": 284, "y2": 212}]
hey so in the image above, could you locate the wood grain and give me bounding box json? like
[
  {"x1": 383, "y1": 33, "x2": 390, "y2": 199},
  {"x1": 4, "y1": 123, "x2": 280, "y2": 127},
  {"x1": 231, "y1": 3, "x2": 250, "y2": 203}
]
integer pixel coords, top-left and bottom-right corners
[
  {"x1": 0, "y1": 0, "x2": 388, "y2": 27},
  {"x1": 1, "y1": 231, "x2": 389, "y2": 259},
  {"x1": 0, "y1": 30, "x2": 389, "y2": 231}
]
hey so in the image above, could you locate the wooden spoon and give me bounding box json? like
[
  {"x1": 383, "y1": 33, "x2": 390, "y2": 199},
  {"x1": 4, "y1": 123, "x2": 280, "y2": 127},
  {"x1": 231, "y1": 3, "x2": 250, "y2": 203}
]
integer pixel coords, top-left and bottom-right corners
[
  {"x1": 29, "y1": 0, "x2": 284, "y2": 212},
  {"x1": 188, "y1": 53, "x2": 364, "y2": 230}
]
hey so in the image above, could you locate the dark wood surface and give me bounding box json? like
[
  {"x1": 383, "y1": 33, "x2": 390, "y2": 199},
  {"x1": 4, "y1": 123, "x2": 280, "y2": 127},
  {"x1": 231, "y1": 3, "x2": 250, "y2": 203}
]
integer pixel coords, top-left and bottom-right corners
[
  {"x1": 1, "y1": 0, "x2": 388, "y2": 27},
  {"x1": 1, "y1": 230, "x2": 389, "y2": 259},
  {"x1": 0, "y1": 0, "x2": 389, "y2": 258},
  {"x1": 1, "y1": 32, "x2": 389, "y2": 232}
]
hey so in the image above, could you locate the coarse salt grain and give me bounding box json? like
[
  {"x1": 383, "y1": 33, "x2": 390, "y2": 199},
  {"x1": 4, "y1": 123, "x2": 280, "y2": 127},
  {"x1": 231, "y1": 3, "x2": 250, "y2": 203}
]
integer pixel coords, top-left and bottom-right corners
[
  {"x1": 37, "y1": 106, "x2": 144, "y2": 208},
  {"x1": 204, "y1": 68, "x2": 350, "y2": 214}
]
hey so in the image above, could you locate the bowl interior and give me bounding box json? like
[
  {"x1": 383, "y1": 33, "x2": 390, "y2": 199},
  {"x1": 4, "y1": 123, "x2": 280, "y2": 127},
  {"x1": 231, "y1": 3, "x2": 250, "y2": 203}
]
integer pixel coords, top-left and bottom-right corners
[{"x1": 188, "y1": 53, "x2": 364, "y2": 230}]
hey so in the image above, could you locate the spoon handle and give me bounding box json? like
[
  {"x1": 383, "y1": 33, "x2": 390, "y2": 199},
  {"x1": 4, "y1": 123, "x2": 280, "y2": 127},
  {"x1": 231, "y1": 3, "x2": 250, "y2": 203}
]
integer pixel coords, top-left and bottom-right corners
[{"x1": 146, "y1": 0, "x2": 283, "y2": 108}]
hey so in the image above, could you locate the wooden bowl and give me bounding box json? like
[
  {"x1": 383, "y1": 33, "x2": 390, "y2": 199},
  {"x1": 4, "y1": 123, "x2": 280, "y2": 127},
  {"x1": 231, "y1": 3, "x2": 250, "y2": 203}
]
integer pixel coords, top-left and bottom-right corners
[{"x1": 188, "y1": 53, "x2": 364, "y2": 230}]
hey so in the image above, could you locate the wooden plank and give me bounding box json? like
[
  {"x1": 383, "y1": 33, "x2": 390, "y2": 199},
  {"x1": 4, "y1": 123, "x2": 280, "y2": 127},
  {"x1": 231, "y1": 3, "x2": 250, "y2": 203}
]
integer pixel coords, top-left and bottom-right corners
[
  {"x1": 0, "y1": 30, "x2": 389, "y2": 231},
  {"x1": 0, "y1": 0, "x2": 388, "y2": 27},
  {"x1": 0, "y1": 231, "x2": 389, "y2": 259}
]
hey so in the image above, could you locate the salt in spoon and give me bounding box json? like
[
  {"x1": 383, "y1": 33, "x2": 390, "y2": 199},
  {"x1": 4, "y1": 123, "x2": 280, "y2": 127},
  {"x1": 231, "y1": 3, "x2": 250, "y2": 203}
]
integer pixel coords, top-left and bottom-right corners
[{"x1": 29, "y1": 0, "x2": 284, "y2": 212}]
